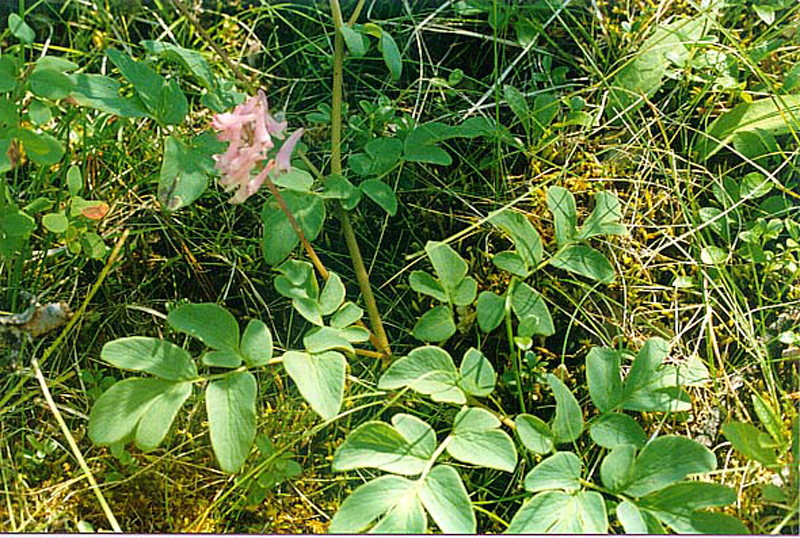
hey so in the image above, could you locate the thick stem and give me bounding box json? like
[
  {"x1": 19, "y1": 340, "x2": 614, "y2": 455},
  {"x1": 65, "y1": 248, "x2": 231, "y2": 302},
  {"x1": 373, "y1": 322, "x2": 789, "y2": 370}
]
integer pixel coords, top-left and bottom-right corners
[{"x1": 329, "y1": 0, "x2": 392, "y2": 359}]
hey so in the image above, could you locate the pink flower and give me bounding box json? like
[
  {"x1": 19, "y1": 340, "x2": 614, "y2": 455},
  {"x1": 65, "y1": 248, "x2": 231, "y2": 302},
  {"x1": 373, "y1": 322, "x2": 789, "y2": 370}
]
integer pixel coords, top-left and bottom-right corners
[{"x1": 210, "y1": 91, "x2": 303, "y2": 204}]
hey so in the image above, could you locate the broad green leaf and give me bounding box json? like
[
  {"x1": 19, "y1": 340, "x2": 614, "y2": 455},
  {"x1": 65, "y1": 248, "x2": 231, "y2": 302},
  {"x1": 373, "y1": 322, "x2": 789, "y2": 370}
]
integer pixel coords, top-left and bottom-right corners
[
  {"x1": 751, "y1": 393, "x2": 786, "y2": 447},
  {"x1": 548, "y1": 374, "x2": 584, "y2": 443},
  {"x1": 550, "y1": 245, "x2": 615, "y2": 283},
  {"x1": 524, "y1": 451, "x2": 582, "y2": 493},
  {"x1": 318, "y1": 272, "x2": 346, "y2": 316},
  {"x1": 261, "y1": 192, "x2": 326, "y2": 266},
  {"x1": 616, "y1": 500, "x2": 650, "y2": 534},
  {"x1": 739, "y1": 172, "x2": 772, "y2": 200},
  {"x1": 425, "y1": 241, "x2": 468, "y2": 298},
  {"x1": 380, "y1": 30, "x2": 402, "y2": 80},
  {"x1": 701, "y1": 245, "x2": 728, "y2": 264},
  {"x1": 547, "y1": 186, "x2": 577, "y2": 246},
  {"x1": 531, "y1": 92, "x2": 560, "y2": 139},
  {"x1": 158, "y1": 133, "x2": 221, "y2": 211},
  {"x1": 88, "y1": 378, "x2": 172, "y2": 445},
  {"x1": 328, "y1": 475, "x2": 421, "y2": 533},
  {"x1": 418, "y1": 465, "x2": 476, "y2": 533},
  {"x1": 370, "y1": 493, "x2": 426, "y2": 533},
  {"x1": 69, "y1": 74, "x2": 149, "y2": 117},
  {"x1": 638, "y1": 482, "x2": 746, "y2": 533},
  {"x1": 403, "y1": 122, "x2": 453, "y2": 165},
  {"x1": 448, "y1": 408, "x2": 517, "y2": 472},
  {"x1": 303, "y1": 326, "x2": 354, "y2": 355},
  {"x1": 379, "y1": 345, "x2": 463, "y2": 404},
  {"x1": 241, "y1": 319, "x2": 273, "y2": 367},
  {"x1": 590, "y1": 413, "x2": 647, "y2": 449},
  {"x1": 332, "y1": 418, "x2": 433, "y2": 475},
  {"x1": 516, "y1": 414, "x2": 554, "y2": 454},
  {"x1": 322, "y1": 173, "x2": 357, "y2": 199},
  {"x1": 206, "y1": 371, "x2": 257, "y2": 473},
  {"x1": 134, "y1": 380, "x2": 192, "y2": 451},
  {"x1": 330, "y1": 302, "x2": 363, "y2": 329},
  {"x1": 66, "y1": 165, "x2": 82, "y2": 196},
  {"x1": 392, "y1": 414, "x2": 437, "y2": 458},
  {"x1": 28, "y1": 69, "x2": 75, "y2": 100},
  {"x1": 507, "y1": 491, "x2": 608, "y2": 533},
  {"x1": 274, "y1": 259, "x2": 317, "y2": 300},
  {"x1": 493, "y1": 251, "x2": 529, "y2": 277},
  {"x1": 586, "y1": 347, "x2": 623, "y2": 412},
  {"x1": 600, "y1": 444, "x2": 636, "y2": 492},
  {"x1": 622, "y1": 337, "x2": 691, "y2": 412},
  {"x1": 409, "y1": 271, "x2": 448, "y2": 303},
  {"x1": 721, "y1": 422, "x2": 777, "y2": 466},
  {"x1": 489, "y1": 209, "x2": 544, "y2": 266},
  {"x1": 412, "y1": 305, "x2": 457, "y2": 343},
  {"x1": 292, "y1": 297, "x2": 323, "y2": 326},
  {"x1": 167, "y1": 303, "x2": 240, "y2": 352},
  {"x1": 0, "y1": 57, "x2": 19, "y2": 92},
  {"x1": 141, "y1": 40, "x2": 215, "y2": 89},
  {"x1": 350, "y1": 137, "x2": 402, "y2": 177},
  {"x1": 15, "y1": 128, "x2": 63, "y2": 165},
  {"x1": 451, "y1": 277, "x2": 477, "y2": 306},
  {"x1": 0, "y1": 208, "x2": 35, "y2": 256},
  {"x1": 503, "y1": 84, "x2": 530, "y2": 132},
  {"x1": 695, "y1": 95, "x2": 800, "y2": 160},
  {"x1": 42, "y1": 212, "x2": 69, "y2": 233},
  {"x1": 360, "y1": 179, "x2": 398, "y2": 216},
  {"x1": 458, "y1": 348, "x2": 495, "y2": 397},
  {"x1": 202, "y1": 350, "x2": 242, "y2": 368},
  {"x1": 339, "y1": 26, "x2": 369, "y2": 57},
  {"x1": 624, "y1": 436, "x2": 716, "y2": 497},
  {"x1": 283, "y1": 351, "x2": 345, "y2": 420},
  {"x1": 511, "y1": 282, "x2": 555, "y2": 337},
  {"x1": 272, "y1": 168, "x2": 314, "y2": 192},
  {"x1": 578, "y1": 191, "x2": 627, "y2": 240},
  {"x1": 101, "y1": 336, "x2": 197, "y2": 380},
  {"x1": 476, "y1": 291, "x2": 505, "y2": 333},
  {"x1": 8, "y1": 13, "x2": 35, "y2": 44}
]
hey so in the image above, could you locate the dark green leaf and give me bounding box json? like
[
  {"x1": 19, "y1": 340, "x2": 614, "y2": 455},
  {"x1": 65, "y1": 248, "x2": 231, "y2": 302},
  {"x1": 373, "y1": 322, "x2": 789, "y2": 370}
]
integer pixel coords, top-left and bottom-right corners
[
  {"x1": 590, "y1": 413, "x2": 647, "y2": 449},
  {"x1": 261, "y1": 192, "x2": 326, "y2": 266},
  {"x1": 490, "y1": 209, "x2": 543, "y2": 266},
  {"x1": 158, "y1": 133, "x2": 220, "y2": 211},
  {"x1": 380, "y1": 30, "x2": 402, "y2": 80},
  {"x1": 360, "y1": 179, "x2": 398, "y2": 216},
  {"x1": 476, "y1": 291, "x2": 505, "y2": 333},
  {"x1": 28, "y1": 69, "x2": 75, "y2": 100},
  {"x1": 586, "y1": 347, "x2": 623, "y2": 412},
  {"x1": 511, "y1": 282, "x2": 554, "y2": 337},
  {"x1": 550, "y1": 244, "x2": 615, "y2": 283},
  {"x1": 547, "y1": 186, "x2": 577, "y2": 246},
  {"x1": 412, "y1": 305, "x2": 457, "y2": 343},
  {"x1": 548, "y1": 374, "x2": 584, "y2": 443},
  {"x1": 15, "y1": 128, "x2": 63, "y2": 165},
  {"x1": 167, "y1": 303, "x2": 240, "y2": 352},
  {"x1": 141, "y1": 40, "x2": 214, "y2": 89},
  {"x1": 69, "y1": 74, "x2": 149, "y2": 117},
  {"x1": 578, "y1": 191, "x2": 627, "y2": 240}
]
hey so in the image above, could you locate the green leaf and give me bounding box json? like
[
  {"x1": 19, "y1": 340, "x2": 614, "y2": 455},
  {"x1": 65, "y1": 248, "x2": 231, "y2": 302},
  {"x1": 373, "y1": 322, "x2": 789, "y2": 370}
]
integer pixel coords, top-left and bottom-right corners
[
  {"x1": 490, "y1": 210, "x2": 544, "y2": 266},
  {"x1": 330, "y1": 302, "x2": 363, "y2": 329},
  {"x1": 101, "y1": 336, "x2": 197, "y2": 380},
  {"x1": 322, "y1": 173, "x2": 357, "y2": 199},
  {"x1": 695, "y1": 95, "x2": 800, "y2": 160},
  {"x1": 167, "y1": 303, "x2": 240, "y2": 352},
  {"x1": 28, "y1": 68, "x2": 76, "y2": 100},
  {"x1": 303, "y1": 326, "x2": 354, "y2": 355},
  {"x1": 272, "y1": 168, "x2": 314, "y2": 192},
  {"x1": 448, "y1": 407, "x2": 517, "y2": 472},
  {"x1": 524, "y1": 451, "x2": 582, "y2": 493},
  {"x1": 516, "y1": 413, "x2": 554, "y2": 454},
  {"x1": 751, "y1": 393, "x2": 786, "y2": 447},
  {"x1": 503, "y1": 84, "x2": 530, "y2": 132},
  {"x1": 458, "y1": 348, "x2": 495, "y2": 397},
  {"x1": 547, "y1": 186, "x2": 577, "y2": 246},
  {"x1": 158, "y1": 133, "x2": 220, "y2": 211},
  {"x1": 292, "y1": 297, "x2": 323, "y2": 326},
  {"x1": 418, "y1": 465, "x2": 476, "y2": 533},
  {"x1": 340, "y1": 26, "x2": 369, "y2": 57},
  {"x1": 68, "y1": 74, "x2": 149, "y2": 117},
  {"x1": 0, "y1": 58, "x2": 19, "y2": 93},
  {"x1": 134, "y1": 380, "x2": 192, "y2": 451},
  {"x1": 66, "y1": 165, "x2": 82, "y2": 196},
  {"x1": 476, "y1": 291, "x2": 505, "y2": 333},
  {"x1": 42, "y1": 212, "x2": 69, "y2": 233},
  {"x1": 451, "y1": 277, "x2": 477, "y2": 306},
  {"x1": 622, "y1": 337, "x2": 691, "y2": 412},
  {"x1": 283, "y1": 351, "x2": 345, "y2": 420},
  {"x1": 240, "y1": 319, "x2": 273, "y2": 367},
  {"x1": 547, "y1": 374, "x2": 584, "y2": 443},
  {"x1": 88, "y1": 378, "x2": 174, "y2": 445},
  {"x1": 531, "y1": 92, "x2": 560, "y2": 139},
  {"x1": 0, "y1": 208, "x2": 35, "y2": 256},
  {"x1": 409, "y1": 271, "x2": 448, "y2": 302},
  {"x1": 721, "y1": 422, "x2": 777, "y2": 466},
  {"x1": 586, "y1": 347, "x2": 623, "y2": 412},
  {"x1": 550, "y1": 245, "x2": 615, "y2": 283},
  {"x1": 332, "y1": 416, "x2": 434, "y2": 475},
  {"x1": 590, "y1": 413, "x2": 647, "y2": 449},
  {"x1": 378, "y1": 345, "x2": 463, "y2": 403},
  {"x1": 380, "y1": 30, "x2": 402, "y2": 80},
  {"x1": 511, "y1": 282, "x2": 555, "y2": 337},
  {"x1": 600, "y1": 444, "x2": 637, "y2": 492},
  {"x1": 360, "y1": 179, "x2": 398, "y2": 216},
  {"x1": 638, "y1": 482, "x2": 746, "y2": 533},
  {"x1": 350, "y1": 137, "x2": 402, "y2": 177},
  {"x1": 8, "y1": 13, "x2": 35, "y2": 44},
  {"x1": 202, "y1": 350, "x2": 242, "y2": 368},
  {"x1": 425, "y1": 241, "x2": 468, "y2": 299},
  {"x1": 739, "y1": 172, "x2": 772, "y2": 200},
  {"x1": 141, "y1": 40, "x2": 214, "y2": 89},
  {"x1": 206, "y1": 371, "x2": 257, "y2": 473},
  {"x1": 412, "y1": 305, "x2": 457, "y2": 342},
  {"x1": 403, "y1": 122, "x2": 453, "y2": 165},
  {"x1": 274, "y1": 259, "x2": 318, "y2": 300},
  {"x1": 261, "y1": 192, "x2": 326, "y2": 266},
  {"x1": 616, "y1": 500, "x2": 656, "y2": 534},
  {"x1": 493, "y1": 251, "x2": 529, "y2": 277},
  {"x1": 624, "y1": 436, "x2": 716, "y2": 497},
  {"x1": 578, "y1": 191, "x2": 627, "y2": 240},
  {"x1": 15, "y1": 128, "x2": 64, "y2": 165},
  {"x1": 318, "y1": 272, "x2": 346, "y2": 316},
  {"x1": 329, "y1": 475, "x2": 423, "y2": 533},
  {"x1": 507, "y1": 491, "x2": 608, "y2": 533}
]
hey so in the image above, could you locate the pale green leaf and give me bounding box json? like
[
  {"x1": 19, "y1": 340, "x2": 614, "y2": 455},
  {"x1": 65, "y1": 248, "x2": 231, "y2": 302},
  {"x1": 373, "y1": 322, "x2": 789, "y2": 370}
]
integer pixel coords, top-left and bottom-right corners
[
  {"x1": 378, "y1": 345, "x2": 463, "y2": 404},
  {"x1": 458, "y1": 347, "x2": 496, "y2": 397},
  {"x1": 206, "y1": 371, "x2": 257, "y2": 473},
  {"x1": 135, "y1": 380, "x2": 192, "y2": 451},
  {"x1": 101, "y1": 336, "x2": 197, "y2": 380},
  {"x1": 476, "y1": 291, "x2": 505, "y2": 333},
  {"x1": 418, "y1": 465, "x2": 476, "y2": 533},
  {"x1": 624, "y1": 436, "x2": 716, "y2": 497},
  {"x1": 168, "y1": 302, "x2": 239, "y2": 352},
  {"x1": 516, "y1": 414, "x2": 554, "y2": 455},
  {"x1": 412, "y1": 305, "x2": 457, "y2": 343},
  {"x1": 524, "y1": 451, "x2": 582, "y2": 493},
  {"x1": 241, "y1": 319, "x2": 273, "y2": 367},
  {"x1": 283, "y1": 351, "x2": 345, "y2": 420},
  {"x1": 548, "y1": 374, "x2": 584, "y2": 443}
]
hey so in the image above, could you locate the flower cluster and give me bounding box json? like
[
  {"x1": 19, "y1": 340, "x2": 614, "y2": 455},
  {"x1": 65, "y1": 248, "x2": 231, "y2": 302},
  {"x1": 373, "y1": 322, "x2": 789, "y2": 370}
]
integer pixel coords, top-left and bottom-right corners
[{"x1": 211, "y1": 91, "x2": 303, "y2": 204}]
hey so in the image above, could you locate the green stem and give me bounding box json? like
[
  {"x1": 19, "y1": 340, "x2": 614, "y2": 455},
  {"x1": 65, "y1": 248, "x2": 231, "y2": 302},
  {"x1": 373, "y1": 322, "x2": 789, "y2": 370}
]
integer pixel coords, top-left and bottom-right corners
[
  {"x1": 329, "y1": 0, "x2": 392, "y2": 360},
  {"x1": 505, "y1": 279, "x2": 525, "y2": 414}
]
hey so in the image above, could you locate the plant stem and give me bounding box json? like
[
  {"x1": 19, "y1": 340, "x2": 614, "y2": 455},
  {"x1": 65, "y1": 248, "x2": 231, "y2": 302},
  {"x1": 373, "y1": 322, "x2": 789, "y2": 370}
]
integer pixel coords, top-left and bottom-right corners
[{"x1": 329, "y1": 0, "x2": 392, "y2": 359}]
